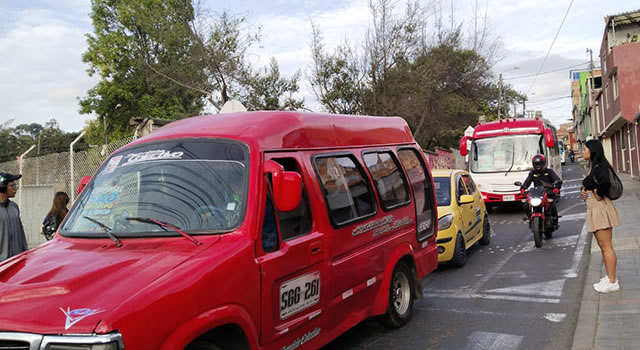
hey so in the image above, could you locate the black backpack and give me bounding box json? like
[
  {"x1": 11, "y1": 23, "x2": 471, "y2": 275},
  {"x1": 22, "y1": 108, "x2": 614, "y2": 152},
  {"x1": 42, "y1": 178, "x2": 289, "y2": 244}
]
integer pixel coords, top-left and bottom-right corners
[
  {"x1": 594, "y1": 164, "x2": 623, "y2": 200},
  {"x1": 42, "y1": 215, "x2": 57, "y2": 240}
]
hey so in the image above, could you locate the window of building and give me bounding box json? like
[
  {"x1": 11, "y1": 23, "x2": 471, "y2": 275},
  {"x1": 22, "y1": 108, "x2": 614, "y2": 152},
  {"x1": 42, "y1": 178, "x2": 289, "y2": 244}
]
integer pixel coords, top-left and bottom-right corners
[
  {"x1": 314, "y1": 154, "x2": 376, "y2": 226},
  {"x1": 605, "y1": 83, "x2": 610, "y2": 109},
  {"x1": 630, "y1": 124, "x2": 636, "y2": 150},
  {"x1": 363, "y1": 151, "x2": 410, "y2": 210},
  {"x1": 397, "y1": 148, "x2": 436, "y2": 241},
  {"x1": 622, "y1": 124, "x2": 627, "y2": 150},
  {"x1": 612, "y1": 73, "x2": 619, "y2": 100},
  {"x1": 594, "y1": 76, "x2": 602, "y2": 89}
]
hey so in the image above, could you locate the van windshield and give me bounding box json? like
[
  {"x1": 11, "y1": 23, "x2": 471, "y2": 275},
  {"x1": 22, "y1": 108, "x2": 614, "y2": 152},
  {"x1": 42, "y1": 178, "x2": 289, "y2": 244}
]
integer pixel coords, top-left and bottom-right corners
[
  {"x1": 62, "y1": 140, "x2": 249, "y2": 237},
  {"x1": 470, "y1": 134, "x2": 543, "y2": 174}
]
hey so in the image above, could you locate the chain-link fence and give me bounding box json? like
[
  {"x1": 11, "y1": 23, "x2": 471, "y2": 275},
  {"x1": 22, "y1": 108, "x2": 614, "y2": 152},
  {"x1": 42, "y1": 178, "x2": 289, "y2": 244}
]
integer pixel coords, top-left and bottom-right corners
[{"x1": 0, "y1": 136, "x2": 135, "y2": 248}]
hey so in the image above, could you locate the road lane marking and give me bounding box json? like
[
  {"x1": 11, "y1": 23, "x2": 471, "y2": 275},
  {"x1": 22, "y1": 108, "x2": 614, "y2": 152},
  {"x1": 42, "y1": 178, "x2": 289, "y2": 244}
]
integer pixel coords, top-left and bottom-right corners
[
  {"x1": 485, "y1": 279, "x2": 566, "y2": 298},
  {"x1": 518, "y1": 234, "x2": 578, "y2": 253},
  {"x1": 564, "y1": 223, "x2": 588, "y2": 278},
  {"x1": 558, "y1": 202, "x2": 586, "y2": 215},
  {"x1": 467, "y1": 331, "x2": 524, "y2": 350},
  {"x1": 423, "y1": 292, "x2": 561, "y2": 304},
  {"x1": 562, "y1": 178, "x2": 584, "y2": 183},
  {"x1": 544, "y1": 313, "x2": 567, "y2": 322},
  {"x1": 559, "y1": 213, "x2": 586, "y2": 221}
]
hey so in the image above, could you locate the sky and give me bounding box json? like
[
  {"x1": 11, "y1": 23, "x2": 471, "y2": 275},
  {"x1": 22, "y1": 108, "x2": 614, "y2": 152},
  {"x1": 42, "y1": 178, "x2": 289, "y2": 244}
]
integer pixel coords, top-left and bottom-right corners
[{"x1": 0, "y1": 0, "x2": 637, "y2": 132}]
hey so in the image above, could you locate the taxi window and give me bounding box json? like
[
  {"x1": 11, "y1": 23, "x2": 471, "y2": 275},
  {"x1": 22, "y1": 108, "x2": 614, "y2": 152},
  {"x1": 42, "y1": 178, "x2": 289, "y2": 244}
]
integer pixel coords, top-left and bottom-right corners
[
  {"x1": 397, "y1": 148, "x2": 436, "y2": 241},
  {"x1": 456, "y1": 176, "x2": 467, "y2": 202},
  {"x1": 314, "y1": 155, "x2": 376, "y2": 226},
  {"x1": 462, "y1": 175, "x2": 476, "y2": 195},
  {"x1": 363, "y1": 151, "x2": 410, "y2": 210}
]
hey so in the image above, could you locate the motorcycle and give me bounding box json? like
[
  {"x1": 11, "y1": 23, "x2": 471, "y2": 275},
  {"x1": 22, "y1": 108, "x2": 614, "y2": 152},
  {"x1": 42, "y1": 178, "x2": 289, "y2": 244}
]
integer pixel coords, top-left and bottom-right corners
[
  {"x1": 569, "y1": 152, "x2": 575, "y2": 163},
  {"x1": 514, "y1": 181, "x2": 559, "y2": 248}
]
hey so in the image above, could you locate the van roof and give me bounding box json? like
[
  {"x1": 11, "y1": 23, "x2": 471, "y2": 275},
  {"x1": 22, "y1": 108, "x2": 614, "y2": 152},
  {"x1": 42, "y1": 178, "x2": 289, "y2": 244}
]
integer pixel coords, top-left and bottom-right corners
[
  {"x1": 473, "y1": 118, "x2": 545, "y2": 139},
  {"x1": 128, "y1": 111, "x2": 415, "y2": 150}
]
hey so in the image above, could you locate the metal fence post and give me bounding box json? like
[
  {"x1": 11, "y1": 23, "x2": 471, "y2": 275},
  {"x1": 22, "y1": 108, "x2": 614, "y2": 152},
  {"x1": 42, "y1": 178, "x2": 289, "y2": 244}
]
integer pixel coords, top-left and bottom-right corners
[
  {"x1": 70, "y1": 131, "x2": 86, "y2": 203},
  {"x1": 18, "y1": 145, "x2": 36, "y2": 209}
]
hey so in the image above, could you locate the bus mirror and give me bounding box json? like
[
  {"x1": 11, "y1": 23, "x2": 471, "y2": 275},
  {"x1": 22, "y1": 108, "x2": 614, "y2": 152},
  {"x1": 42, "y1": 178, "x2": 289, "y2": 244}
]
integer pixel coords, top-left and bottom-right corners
[
  {"x1": 264, "y1": 160, "x2": 302, "y2": 212},
  {"x1": 544, "y1": 128, "x2": 555, "y2": 148},
  {"x1": 460, "y1": 136, "x2": 471, "y2": 156},
  {"x1": 78, "y1": 176, "x2": 91, "y2": 195}
]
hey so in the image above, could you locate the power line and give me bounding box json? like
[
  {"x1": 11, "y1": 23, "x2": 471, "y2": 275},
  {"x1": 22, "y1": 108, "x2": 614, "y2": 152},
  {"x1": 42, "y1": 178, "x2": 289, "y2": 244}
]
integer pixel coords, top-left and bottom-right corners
[
  {"x1": 528, "y1": 95, "x2": 571, "y2": 104},
  {"x1": 504, "y1": 62, "x2": 589, "y2": 80},
  {"x1": 526, "y1": 0, "x2": 575, "y2": 95}
]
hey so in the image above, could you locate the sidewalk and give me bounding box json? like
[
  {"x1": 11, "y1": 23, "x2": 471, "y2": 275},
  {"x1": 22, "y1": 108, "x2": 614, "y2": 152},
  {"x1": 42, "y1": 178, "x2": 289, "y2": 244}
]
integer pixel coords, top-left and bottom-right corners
[{"x1": 572, "y1": 172, "x2": 640, "y2": 350}]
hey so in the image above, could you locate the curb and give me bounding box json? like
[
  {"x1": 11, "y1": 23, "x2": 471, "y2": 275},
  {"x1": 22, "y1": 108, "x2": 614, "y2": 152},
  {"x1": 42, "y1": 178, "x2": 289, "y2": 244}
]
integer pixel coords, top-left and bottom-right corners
[{"x1": 571, "y1": 234, "x2": 601, "y2": 350}]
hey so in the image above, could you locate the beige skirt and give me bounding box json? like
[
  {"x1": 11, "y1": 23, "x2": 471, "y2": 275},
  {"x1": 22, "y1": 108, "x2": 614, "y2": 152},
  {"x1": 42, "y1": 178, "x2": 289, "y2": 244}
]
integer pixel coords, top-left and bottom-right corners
[{"x1": 586, "y1": 191, "x2": 621, "y2": 232}]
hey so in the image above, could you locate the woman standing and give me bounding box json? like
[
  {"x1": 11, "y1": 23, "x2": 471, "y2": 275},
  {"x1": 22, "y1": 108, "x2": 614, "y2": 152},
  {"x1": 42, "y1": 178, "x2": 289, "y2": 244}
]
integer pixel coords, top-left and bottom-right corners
[
  {"x1": 41, "y1": 192, "x2": 70, "y2": 241},
  {"x1": 581, "y1": 139, "x2": 621, "y2": 293}
]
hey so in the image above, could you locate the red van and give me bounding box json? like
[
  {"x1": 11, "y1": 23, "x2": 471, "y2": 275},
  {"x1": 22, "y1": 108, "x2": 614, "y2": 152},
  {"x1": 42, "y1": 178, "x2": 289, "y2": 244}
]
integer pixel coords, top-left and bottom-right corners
[{"x1": 0, "y1": 111, "x2": 438, "y2": 349}]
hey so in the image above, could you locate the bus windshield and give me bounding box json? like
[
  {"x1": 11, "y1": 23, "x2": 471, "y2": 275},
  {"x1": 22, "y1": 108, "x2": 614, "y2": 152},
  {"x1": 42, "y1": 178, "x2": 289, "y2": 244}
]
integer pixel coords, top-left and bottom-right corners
[
  {"x1": 470, "y1": 134, "x2": 543, "y2": 174},
  {"x1": 62, "y1": 140, "x2": 249, "y2": 237}
]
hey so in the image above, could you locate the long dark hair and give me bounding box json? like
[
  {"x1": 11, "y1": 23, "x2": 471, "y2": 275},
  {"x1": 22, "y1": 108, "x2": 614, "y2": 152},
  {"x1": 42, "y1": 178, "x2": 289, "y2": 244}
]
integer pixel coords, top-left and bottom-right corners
[
  {"x1": 585, "y1": 139, "x2": 611, "y2": 170},
  {"x1": 47, "y1": 192, "x2": 69, "y2": 222}
]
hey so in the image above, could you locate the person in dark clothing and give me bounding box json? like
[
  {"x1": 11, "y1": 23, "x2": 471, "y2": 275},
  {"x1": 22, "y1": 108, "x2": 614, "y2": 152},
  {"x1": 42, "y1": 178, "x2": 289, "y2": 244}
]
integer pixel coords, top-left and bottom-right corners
[
  {"x1": 581, "y1": 139, "x2": 620, "y2": 293},
  {"x1": 520, "y1": 154, "x2": 562, "y2": 229},
  {"x1": 0, "y1": 172, "x2": 28, "y2": 262},
  {"x1": 41, "y1": 192, "x2": 70, "y2": 240}
]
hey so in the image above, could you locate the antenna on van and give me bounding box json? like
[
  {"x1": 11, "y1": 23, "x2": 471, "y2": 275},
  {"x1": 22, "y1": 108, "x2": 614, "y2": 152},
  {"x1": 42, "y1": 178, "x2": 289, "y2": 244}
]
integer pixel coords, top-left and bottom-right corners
[{"x1": 219, "y1": 100, "x2": 247, "y2": 114}]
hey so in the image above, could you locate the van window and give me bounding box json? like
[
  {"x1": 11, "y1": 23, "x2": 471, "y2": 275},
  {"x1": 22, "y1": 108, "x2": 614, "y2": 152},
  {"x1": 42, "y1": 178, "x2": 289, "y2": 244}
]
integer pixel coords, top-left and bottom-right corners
[
  {"x1": 262, "y1": 195, "x2": 278, "y2": 253},
  {"x1": 397, "y1": 148, "x2": 436, "y2": 240},
  {"x1": 314, "y1": 155, "x2": 376, "y2": 226},
  {"x1": 271, "y1": 158, "x2": 312, "y2": 241},
  {"x1": 363, "y1": 151, "x2": 410, "y2": 210}
]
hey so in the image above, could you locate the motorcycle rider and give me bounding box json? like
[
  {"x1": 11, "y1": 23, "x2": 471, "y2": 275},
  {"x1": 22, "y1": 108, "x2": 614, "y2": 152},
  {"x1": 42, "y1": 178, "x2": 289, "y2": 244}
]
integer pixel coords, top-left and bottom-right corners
[
  {"x1": 568, "y1": 149, "x2": 575, "y2": 162},
  {"x1": 520, "y1": 154, "x2": 562, "y2": 230}
]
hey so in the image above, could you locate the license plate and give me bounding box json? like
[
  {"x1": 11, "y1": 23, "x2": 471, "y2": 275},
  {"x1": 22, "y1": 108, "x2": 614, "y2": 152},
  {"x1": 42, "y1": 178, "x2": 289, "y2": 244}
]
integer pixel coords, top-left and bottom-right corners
[
  {"x1": 279, "y1": 271, "x2": 321, "y2": 319},
  {"x1": 503, "y1": 195, "x2": 515, "y2": 201}
]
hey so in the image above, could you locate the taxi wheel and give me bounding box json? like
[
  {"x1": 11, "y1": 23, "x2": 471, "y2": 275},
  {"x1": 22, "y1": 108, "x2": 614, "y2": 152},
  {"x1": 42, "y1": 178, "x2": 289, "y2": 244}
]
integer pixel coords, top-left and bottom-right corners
[
  {"x1": 381, "y1": 261, "x2": 414, "y2": 328},
  {"x1": 479, "y1": 215, "x2": 491, "y2": 245},
  {"x1": 186, "y1": 341, "x2": 222, "y2": 350},
  {"x1": 450, "y1": 232, "x2": 467, "y2": 267}
]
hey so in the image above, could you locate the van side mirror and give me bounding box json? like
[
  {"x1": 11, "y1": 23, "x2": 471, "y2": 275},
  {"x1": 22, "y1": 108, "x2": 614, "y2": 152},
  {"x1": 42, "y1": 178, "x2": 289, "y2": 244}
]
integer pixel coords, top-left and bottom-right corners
[
  {"x1": 264, "y1": 160, "x2": 302, "y2": 212},
  {"x1": 460, "y1": 136, "x2": 471, "y2": 156},
  {"x1": 459, "y1": 194, "x2": 474, "y2": 205},
  {"x1": 544, "y1": 128, "x2": 555, "y2": 148},
  {"x1": 78, "y1": 176, "x2": 91, "y2": 195}
]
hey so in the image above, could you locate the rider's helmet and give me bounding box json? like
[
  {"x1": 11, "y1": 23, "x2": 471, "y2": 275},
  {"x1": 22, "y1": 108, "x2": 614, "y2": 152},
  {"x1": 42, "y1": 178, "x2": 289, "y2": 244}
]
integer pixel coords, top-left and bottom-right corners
[{"x1": 532, "y1": 154, "x2": 546, "y2": 172}]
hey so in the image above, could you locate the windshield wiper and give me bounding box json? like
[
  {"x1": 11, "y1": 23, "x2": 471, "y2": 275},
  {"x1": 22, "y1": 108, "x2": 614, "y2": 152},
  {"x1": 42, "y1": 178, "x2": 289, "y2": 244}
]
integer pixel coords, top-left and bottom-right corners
[
  {"x1": 505, "y1": 142, "x2": 516, "y2": 177},
  {"x1": 82, "y1": 215, "x2": 123, "y2": 247},
  {"x1": 125, "y1": 217, "x2": 202, "y2": 246}
]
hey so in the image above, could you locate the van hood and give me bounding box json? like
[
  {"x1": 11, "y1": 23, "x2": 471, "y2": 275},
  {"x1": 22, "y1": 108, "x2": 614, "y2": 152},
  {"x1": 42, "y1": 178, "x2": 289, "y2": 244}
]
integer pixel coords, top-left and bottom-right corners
[{"x1": 0, "y1": 236, "x2": 215, "y2": 334}]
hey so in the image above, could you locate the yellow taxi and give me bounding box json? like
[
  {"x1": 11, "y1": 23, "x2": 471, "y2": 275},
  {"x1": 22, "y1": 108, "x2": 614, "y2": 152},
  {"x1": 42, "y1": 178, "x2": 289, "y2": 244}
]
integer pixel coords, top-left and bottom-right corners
[{"x1": 433, "y1": 169, "x2": 490, "y2": 267}]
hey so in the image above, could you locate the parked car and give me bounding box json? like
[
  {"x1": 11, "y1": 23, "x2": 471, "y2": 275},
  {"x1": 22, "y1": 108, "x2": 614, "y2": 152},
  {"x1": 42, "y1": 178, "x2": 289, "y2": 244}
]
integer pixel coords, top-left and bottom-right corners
[
  {"x1": 433, "y1": 169, "x2": 490, "y2": 267},
  {"x1": 0, "y1": 111, "x2": 439, "y2": 350}
]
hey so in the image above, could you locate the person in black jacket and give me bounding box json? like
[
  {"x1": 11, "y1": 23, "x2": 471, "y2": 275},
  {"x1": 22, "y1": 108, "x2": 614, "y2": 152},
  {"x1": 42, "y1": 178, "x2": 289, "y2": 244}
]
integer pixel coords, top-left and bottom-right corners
[
  {"x1": 520, "y1": 154, "x2": 562, "y2": 229},
  {"x1": 581, "y1": 139, "x2": 621, "y2": 293},
  {"x1": 0, "y1": 172, "x2": 28, "y2": 261}
]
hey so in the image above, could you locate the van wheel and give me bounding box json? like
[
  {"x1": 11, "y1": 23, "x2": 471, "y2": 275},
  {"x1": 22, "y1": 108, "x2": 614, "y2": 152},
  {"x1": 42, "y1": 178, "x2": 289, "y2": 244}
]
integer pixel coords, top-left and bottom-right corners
[
  {"x1": 450, "y1": 232, "x2": 467, "y2": 267},
  {"x1": 479, "y1": 215, "x2": 491, "y2": 246},
  {"x1": 381, "y1": 261, "x2": 414, "y2": 328},
  {"x1": 186, "y1": 341, "x2": 222, "y2": 350}
]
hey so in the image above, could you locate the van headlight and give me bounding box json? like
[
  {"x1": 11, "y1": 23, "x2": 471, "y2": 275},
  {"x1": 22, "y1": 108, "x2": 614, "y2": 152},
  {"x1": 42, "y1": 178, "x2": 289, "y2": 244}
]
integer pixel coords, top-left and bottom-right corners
[
  {"x1": 529, "y1": 198, "x2": 543, "y2": 207},
  {"x1": 438, "y1": 214, "x2": 453, "y2": 231},
  {"x1": 43, "y1": 333, "x2": 123, "y2": 350}
]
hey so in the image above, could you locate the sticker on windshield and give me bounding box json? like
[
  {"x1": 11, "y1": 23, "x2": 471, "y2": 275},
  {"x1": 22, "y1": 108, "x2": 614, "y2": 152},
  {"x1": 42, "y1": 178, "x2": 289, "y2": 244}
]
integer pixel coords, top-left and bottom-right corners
[
  {"x1": 122, "y1": 150, "x2": 184, "y2": 166},
  {"x1": 280, "y1": 271, "x2": 321, "y2": 319},
  {"x1": 84, "y1": 186, "x2": 121, "y2": 217},
  {"x1": 103, "y1": 156, "x2": 123, "y2": 174}
]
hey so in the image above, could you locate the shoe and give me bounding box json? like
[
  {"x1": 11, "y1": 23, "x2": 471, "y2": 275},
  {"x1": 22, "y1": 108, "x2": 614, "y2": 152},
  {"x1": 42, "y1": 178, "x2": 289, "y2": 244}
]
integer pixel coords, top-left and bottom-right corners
[
  {"x1": 594, "y1": 278, "x2": 620, "y2": 293},
  {"x1": 592, "y1": 277, "x2": 608, "y2": 289}
]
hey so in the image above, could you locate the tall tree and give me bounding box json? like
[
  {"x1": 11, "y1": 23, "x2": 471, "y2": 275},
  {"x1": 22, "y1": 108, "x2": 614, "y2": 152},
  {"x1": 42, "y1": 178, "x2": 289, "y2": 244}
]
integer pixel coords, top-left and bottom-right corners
[
  {"x1": 241, "y1": 58, "x2": 305, "y2": 111},
  {"x1": 80, "y1": 0, "x2": 208, "y2": 144}
]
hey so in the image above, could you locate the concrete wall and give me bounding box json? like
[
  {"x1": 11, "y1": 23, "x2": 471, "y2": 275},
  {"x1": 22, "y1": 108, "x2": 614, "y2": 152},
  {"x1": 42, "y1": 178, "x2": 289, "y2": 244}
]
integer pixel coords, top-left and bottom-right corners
[{"x1": 14, "y1": 185, "x2": 55, "y2": 248}]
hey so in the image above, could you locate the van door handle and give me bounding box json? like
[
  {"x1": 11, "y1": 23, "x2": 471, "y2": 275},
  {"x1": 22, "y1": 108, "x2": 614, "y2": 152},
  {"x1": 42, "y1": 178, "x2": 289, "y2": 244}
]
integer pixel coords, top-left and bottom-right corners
[{"x1": 310, "y1": 242, "x2": 322, "y2": 255}]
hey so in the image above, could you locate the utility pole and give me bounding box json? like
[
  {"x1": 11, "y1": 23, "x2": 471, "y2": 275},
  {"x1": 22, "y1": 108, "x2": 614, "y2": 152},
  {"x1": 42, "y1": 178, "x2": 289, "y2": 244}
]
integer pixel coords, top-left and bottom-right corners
[
  {"x1": 522, "y1": 99, "x2": 526, "y2": 118},
  {"x1": 587, "y1": 48, "x2": 594, "y2": 90},
  {"x1": 498, "y1": 73, "x2": 503, "y2": 120}
]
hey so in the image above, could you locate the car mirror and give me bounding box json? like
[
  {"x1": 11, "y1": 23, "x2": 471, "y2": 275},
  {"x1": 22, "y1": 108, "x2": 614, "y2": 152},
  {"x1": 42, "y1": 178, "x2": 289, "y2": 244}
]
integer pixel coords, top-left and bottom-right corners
[
  {"x1": 264, "y1": 160, "x2": 302, "y2": 212},
  {"x1": 460, "y1": 136, "x2": 471, "y2": 156},
  {"x1": 460, "y1": 194, "x2": 474, "y2": 204},
  {"x1": 78, "y1": 176, "x2": 91, "y2": 195},
  {"x1": 544, "y1": 128, "x2": 555, "y2": 148}
]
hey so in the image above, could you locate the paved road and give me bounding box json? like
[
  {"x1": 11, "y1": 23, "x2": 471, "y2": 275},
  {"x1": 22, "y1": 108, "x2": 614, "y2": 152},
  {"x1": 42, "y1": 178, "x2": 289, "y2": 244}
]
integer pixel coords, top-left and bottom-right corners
[{"x1": 323, "y1": 163, "x2": 589, "y2": 350}]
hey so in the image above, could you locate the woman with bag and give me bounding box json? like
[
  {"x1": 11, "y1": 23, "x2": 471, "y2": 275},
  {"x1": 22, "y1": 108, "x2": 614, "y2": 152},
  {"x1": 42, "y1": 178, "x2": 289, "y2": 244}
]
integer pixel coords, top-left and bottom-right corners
[
  {"x1": 581, "y1": 139, "x2": 621, "y2": 293},
  {"x1": 41, "y1": 192, "x2": 69, "y2": 241}
]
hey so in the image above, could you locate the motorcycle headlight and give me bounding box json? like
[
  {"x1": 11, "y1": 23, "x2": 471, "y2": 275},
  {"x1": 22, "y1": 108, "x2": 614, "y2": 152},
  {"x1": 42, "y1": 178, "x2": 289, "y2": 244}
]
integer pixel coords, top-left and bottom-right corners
[
  {"x1": 438, "y1": 214, "x2": 454, "y2": 231},
  {"x1": 529, "y1": 198, "x2": 543, "y2": 207}
]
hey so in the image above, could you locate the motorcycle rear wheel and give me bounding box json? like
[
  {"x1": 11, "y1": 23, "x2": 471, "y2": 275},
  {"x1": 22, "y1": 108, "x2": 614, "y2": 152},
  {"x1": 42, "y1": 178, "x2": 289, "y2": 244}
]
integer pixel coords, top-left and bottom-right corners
[{"x1": 532, "y1": 217, "x2": 543, "y2": 248}]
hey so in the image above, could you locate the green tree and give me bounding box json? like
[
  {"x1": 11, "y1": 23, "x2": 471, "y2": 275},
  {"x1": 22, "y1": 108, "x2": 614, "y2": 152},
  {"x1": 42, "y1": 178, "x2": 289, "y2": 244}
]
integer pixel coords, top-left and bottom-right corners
[
  {"x1": 80, "y1": 0, "x2": 208, "y2": 144},
  {"x1": 241, "y1": 58, "x2": 304, "y2": 111}
]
